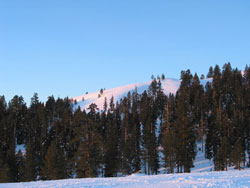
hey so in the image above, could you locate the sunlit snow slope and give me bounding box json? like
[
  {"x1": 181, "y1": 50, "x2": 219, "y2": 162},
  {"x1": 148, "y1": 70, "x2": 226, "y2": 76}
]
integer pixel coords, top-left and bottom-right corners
[
  {"x1": 73, "y1": 78, "x2": 181, "y2": 111},
  {"x1": 73, "y1": 78, "x2": 211, "y2": 111},
  {"x1": 2, "y1": 170, "x2": 250, "y2": 188}
]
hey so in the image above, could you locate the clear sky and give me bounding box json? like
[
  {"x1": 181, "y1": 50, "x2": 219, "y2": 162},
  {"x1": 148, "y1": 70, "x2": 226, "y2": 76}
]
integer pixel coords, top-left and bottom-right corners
[{"x1": 1, "y1": 0, "x2": 250, "y2": 104}]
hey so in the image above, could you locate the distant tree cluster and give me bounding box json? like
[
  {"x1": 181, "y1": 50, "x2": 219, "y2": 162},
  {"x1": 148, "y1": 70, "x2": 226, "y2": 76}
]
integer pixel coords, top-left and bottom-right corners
[{"x1": 0, "y1": 63, "x2": 250, "y2": 183}]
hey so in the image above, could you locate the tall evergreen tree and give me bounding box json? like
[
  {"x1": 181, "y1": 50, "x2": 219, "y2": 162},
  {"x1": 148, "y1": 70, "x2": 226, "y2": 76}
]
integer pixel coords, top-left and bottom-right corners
[
  {"x1": 140, "y1": 90, "x2": 159, "y2": 175},
  {"x1": 24, "y1": 93, "x2": 46, "y2": 180},
  {"x1": 41, "y1": 141, "x2": 66, "y2": 180},
  {"x1": 104, "y1": 110, "x2": 119, "y2": 177},
  {"x1": 175, "y1": 70, "x2": 196, "y2": 173},
  {"x1": 162, "y1": 95, "x2": 176, "y2": 173},
  {"x1": 230, "y1": 138, "x2": 245, "y2": 170}
]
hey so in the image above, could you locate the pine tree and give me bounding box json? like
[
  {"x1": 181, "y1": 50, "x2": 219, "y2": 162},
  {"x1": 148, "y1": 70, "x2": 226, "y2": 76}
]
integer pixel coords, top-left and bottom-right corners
[
  {"x1": 130, "y1": 91, "x2": 141, "y2": 173},
  {"x1": 75, "y1": 128, "x2": 102, "y2": 178},
  {"x1": 161, "y1": 73, "x2": 166, "y2": 80},
  {"x1": 120, "y1": 95, "x2": 132, "y2": 175},
  {"x1": 25, "y1": 93, "x2": 46, "y2": 180},
  {"x1": 230, "y1": 138, "x2": 245, "y2": 170},
  {"x1": 8, "y1": 95, "x2": 27, "y2": 145},
  {"x1": 243, "y1": 65, "x2": 250, "y2": 165},
  {"x1": 41, "y1": 142, "x2": 66, "y2": 180},
  {"x1": 76, "y1": 141, "x2": 91, "y2": 178},
  {"x1": 206, "y1": 65, "x2": 222, "y2": 161},
  {"x1": 214, "y1": 136, "x2": 229, "y2": 171},
  {"x1": 140, "y1": 90, "x2": 159, "y2": 175},
  {"x1": 175, "y1": 70, "x2": 196, "y2": 173},
  {"x1": 15, "y1": 150, "x2": 25, "y2": 182},
  {"x1": 0, "y1": 96, "x2": 11, "y2": 182},
  {"x1": 162, "y1": 95, "x2": 176, "y2": 173},
  {"x1": 104, "y1": 110, "x2": 119, "y2": 177},
  {"x1": 2, "y1": 95, "x2": 27, "y2": 182},
  {"x1": 0, "y1": 161, "x2": 12, "y2": 183},
  {"x1": 162, "y1": 128, "x2": 176, "y2": 173},
  {"x1": 190, "y1": 73, "x2": 204, "y2": 145},
  {"x1": 24, "y1": 140, "x2": 37, "y2": 181},
  {"x1": 75, "y1": 105, "x2": 103, "y2": 178},
  {"x1": 68, "y1": 107, "x2": 87, "y2": 177},
  {"x1": 207, "y1": 66, "x2": 214, "y2": 78}
]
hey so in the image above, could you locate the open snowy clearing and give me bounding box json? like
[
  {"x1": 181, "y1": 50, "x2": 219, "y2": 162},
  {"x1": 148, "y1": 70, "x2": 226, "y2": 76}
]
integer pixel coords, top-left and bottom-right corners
[{"x1": 1, "y1": 169, "x2": 250, "y2": 188}]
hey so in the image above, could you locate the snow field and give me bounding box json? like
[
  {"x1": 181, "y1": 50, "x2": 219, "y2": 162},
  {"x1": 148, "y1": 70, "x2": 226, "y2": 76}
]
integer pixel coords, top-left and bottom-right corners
[{"x1": 1, "y1": 170, "x2": 250, "y2": 188}]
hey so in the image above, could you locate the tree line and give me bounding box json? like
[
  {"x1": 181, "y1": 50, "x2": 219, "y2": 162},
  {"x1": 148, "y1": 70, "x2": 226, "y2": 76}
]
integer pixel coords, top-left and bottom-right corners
[{"x1": 0, "y1": 63, "x2": 250, "y2": 183}]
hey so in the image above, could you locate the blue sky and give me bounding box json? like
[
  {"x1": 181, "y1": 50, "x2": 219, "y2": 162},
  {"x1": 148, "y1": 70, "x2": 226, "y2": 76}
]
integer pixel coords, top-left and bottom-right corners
[{"x1": 1, "y1": 0, "x2": 250, "y2": 104}]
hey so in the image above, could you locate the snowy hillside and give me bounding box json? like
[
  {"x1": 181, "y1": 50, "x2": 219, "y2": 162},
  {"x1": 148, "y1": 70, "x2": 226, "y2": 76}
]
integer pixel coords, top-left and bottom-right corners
[
  {"x1": 2, "y1": 169, "x2": 250, "y2": 188},
  {"x1": 72, "y1": 78, "x2": 180, "y2": 111},
  {"x1": 72, "y1": 78, "x2": 210, "y2": 111}
]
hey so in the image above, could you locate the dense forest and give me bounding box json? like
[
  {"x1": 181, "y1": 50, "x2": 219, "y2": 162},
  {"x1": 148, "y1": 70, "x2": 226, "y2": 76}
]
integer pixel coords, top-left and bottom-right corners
[{"x1": 1, "y1": 63, "x2": 250, "y2": 183}]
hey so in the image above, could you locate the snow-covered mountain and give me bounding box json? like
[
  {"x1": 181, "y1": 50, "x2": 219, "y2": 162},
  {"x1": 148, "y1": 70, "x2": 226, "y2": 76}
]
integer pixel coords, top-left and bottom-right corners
[
  {"x1": 72, "y1": 78, "x2": 211, "y2": 111},
  {"x1": 72, "y1": 78, "x2": 180, "y2": 111}
]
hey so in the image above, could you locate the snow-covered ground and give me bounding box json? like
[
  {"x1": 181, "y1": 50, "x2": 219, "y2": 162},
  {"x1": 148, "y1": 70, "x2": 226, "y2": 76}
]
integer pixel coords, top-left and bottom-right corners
[
  {"x1": 191, "y1": 142, "x2": 213, "y2": 173},
  {"x1": 72, "y1": 78, "x2": 211, "y2": 111},
  {"x1": 1, "y1": 170, "x2": 250, "y2": 188}
]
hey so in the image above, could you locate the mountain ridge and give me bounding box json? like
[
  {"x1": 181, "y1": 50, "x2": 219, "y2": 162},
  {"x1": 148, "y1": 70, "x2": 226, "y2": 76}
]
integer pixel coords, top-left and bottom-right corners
[
  {"x1": 72, "y1": 78, "x2": 180, "y2": 111},
  {"x1": 72, "y1": 78, "x2": 211, "y2": 111}
]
